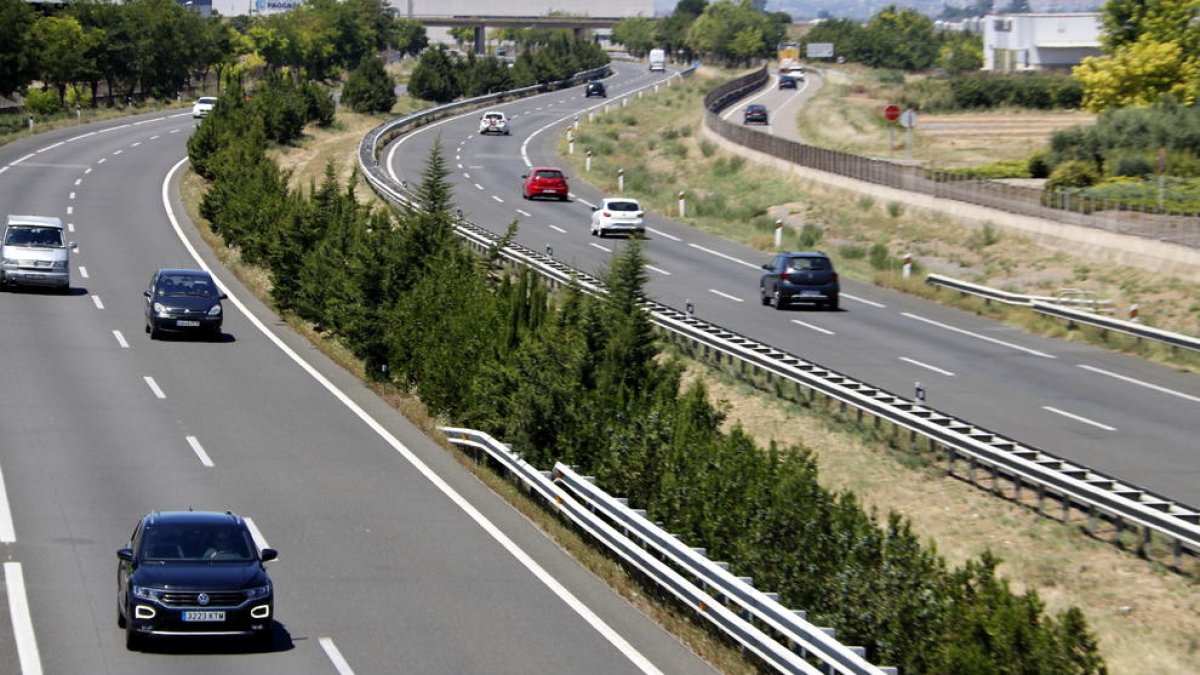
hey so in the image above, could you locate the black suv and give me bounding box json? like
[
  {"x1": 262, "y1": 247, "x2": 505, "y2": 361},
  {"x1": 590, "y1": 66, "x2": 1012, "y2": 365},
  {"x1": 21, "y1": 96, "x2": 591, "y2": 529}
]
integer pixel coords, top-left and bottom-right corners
[
  {"x1": 760, "y1": 251, "x2": 840, "y2": 310},
  {"x1": 117, "y1": 511, "x2": 278, "y2": 650},
  {"x1": 584, "y1": 80, "x2": 606, "y2": 98}
]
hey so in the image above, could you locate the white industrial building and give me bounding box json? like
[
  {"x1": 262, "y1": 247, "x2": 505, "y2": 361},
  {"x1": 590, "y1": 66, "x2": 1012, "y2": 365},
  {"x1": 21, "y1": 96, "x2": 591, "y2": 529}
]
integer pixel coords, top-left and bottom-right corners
[{"x1": 983, "y1": 12, "x2": 1102, "y2": 72}]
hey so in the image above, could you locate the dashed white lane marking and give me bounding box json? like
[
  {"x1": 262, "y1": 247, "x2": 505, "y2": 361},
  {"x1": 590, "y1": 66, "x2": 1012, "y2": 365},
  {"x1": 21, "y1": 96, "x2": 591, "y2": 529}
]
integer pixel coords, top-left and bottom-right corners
[
  {"x1": 67, "y1": 132, "x2": 96, "y2": 142},
  {"x1": 4, "y1": 563, "x2": 42, "y2": 675},
  {"x1": 66, "y1": 206, "x2": 73, "y2": 215},
  {"x1": 456, "y1": 154, "x2": 461, "y2": 161},
  {"x1": 1076, "y1": 364, "x2": 1200, "y2": 404},
  {"x1": 67, "y1": 223, "x2": 75, "y2": 233},
  {"x1": 74, "y1": 178, "x2": 82, "y2": 186},
  {"x1": 243, "y1": 517, "x2": 270, "y2": 551},
  {"x1": 645, "y1": 265, "x2": 671, "y2": 276},
  {"x1": 463, "y1": 172, "x2": 470, "y2": 179},
  {"x1": 1042, "y1": 406, "x2": 1116, "y2": 431},
  {"x1": 186, "y1": 436, "x2": 215, "y2": 468},
  {"x1": 491, "y1": 195, "x2": 504, "y2": 203},
  {"x1": 0, "y1": 464, "x2": 16, "y2": 542},
  {"x1": 91, "y1": 295, "x2": 103, "y2": 309},
  {"x1": 78, "y1": 265, "x2": 85, "y2": 277},
  {"x1": 0, "y1": 167, "x2": 7, "y2": 175},
  {"x1": 646, "y1": 227, "x2": 680, "y2": 242},
  {"x1": 320, "y1": 637, "x2": 356, "y2": 675},
  {"x1": 576, "y1": 197, "x2": 595, "y2": 208},
  {"x1": 687, "y1": 243, "x2": 759, "y2": 269},
  {"x1": 11, "y1": 153, "x2": 34, "y2": 165},
  {"x1": 709, "y1": 289, "x2": 744, "y2": 302},
  {"x1": 38, "y1": 142, "x2": 64, "y2": 153},
  {"x1": 69, "y1": 192, "x2": 75, "y2": 200},
  {"x1": 131, "y1": 141, "x2": 141, "y2": 147},
  {"x1": 112, "y1": 149, "x2": 122, "y2": 155},
  {"x1": 548, "y1": 224, "x2": 567, "y2": 234},
  {"x1": 516, "y1": 209, "x2": 531, "y2": 217},
  {"x1": 589, "y1": 242, "x2": 612, "y2": 252},
  {"x1": 791, "y1": 319, "x2": 834, "y2": 335},
  {"x1": 169, "y1": 128, "x2": 181, "y2": 133},
  {"x1": 457, "y1": 163, "x2": 464, "y2": 169},
  {"x1": 143, "y1": 376, "x2": 166, "y2": 399},
  {"x1": 97, "y1": 158, "x2": 106, "y2": 164},
  {"x1": 841, "y1": 293, "x2": 885, "y2": 308},
  {"x1": 899, "y1": 356, "x2": 954, "y2": 376},
  {"x1": 474, "y1": 183, "x2": 484, "y2": 190},
  {"x1": 901, "y1": 312, "x2": 1056, "y2": 358},
  {"x1": 113, "y1": 330, "x2": 129, "y2": 349},
  {"x1": 84, "y1": 167, "x2": 92, "y2": 174},
  {"x1": 150, "y1": 135, "x2": 160, "y2": 140}
]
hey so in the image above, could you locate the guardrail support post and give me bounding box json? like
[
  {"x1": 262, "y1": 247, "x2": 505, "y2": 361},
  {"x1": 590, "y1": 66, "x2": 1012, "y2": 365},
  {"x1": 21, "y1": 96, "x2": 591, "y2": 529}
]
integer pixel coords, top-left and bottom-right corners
[
  {"x1": 1062, "y1": 494, "x2": 1071, "y2": 522},
  {"x1": 1036, "y1": 484, "x2": 1046, "y2": 514},
  {"x1": 1087, "y1": 505, "x2": 1097, "y2": 535},
  {"x1": 1138, "y1": 526, "x2": 1152, "y2": 558}
]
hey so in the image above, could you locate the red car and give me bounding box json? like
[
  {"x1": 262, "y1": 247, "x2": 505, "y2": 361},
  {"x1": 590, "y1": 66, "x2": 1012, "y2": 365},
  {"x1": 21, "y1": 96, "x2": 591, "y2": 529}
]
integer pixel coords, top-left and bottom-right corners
[{"x1": 522, "y1": 167, "x2": 570, "y2": 201}]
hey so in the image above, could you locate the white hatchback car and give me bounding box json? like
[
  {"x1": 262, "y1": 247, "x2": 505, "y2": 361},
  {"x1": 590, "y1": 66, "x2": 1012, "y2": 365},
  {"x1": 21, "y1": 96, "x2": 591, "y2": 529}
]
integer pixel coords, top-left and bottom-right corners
[
  {"x1": 479, "y1": 111, "x2": 510, "y2": 135},
  {"x1": 590, "y1": 198, "x2": 645, "y2": 237},
  {"x1": 192, "y1": 96, "x2": 217, "y2": 118}
]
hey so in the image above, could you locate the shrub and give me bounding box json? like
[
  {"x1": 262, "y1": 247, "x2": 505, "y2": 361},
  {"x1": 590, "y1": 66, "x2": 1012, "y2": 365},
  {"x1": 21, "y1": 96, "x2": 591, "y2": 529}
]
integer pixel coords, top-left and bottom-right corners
[
  {"x1": 839, "y1": 243, "x2": 867, "y2": 259},
  {"x1": 1110, "y1": 153, "x2": 1153, "y2": 178},
  {"x1": 22, "y1": 89, "x2": 61, "y2": 116},
  {"x1": 1028, "y1": 149, "x2": 1052, "y2": 179},
  {"x1": 1046, "y1": 159, "x2": 1099, "y2": 191},
  {"x1": 342, "y1": 55, "x2": 397, "y2": 113},
  {"x1": 886, "y1": 201, "x2": 904, "y2": 218},
  {"x1": 797, "y1": 223, "x2": 823, "y2": 248},
  {"x1": 869, "y1": 242, "x2": 893, "y2": 270},
  {"x1": 700, "y1": 140, "x2": 717, "y2": 157},
  {"x1": 301, "y1": 82, "x2": 336, "y2": 127}
]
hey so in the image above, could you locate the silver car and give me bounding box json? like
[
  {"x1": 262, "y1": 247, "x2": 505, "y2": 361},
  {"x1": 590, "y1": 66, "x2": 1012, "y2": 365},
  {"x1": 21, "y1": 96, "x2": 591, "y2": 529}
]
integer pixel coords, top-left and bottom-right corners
[
  {"x1": 1, "y1": 214, "x2": 75, "y2": 291},
  {"x1": 478, "y1": 111, "x2": 510, "y2": 135}
]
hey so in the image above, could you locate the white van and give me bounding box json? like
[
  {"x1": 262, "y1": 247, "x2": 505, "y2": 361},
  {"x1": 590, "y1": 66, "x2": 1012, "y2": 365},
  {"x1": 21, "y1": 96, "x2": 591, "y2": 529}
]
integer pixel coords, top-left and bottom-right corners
[
  {"x1": 1, "y1": 215, "x2": 75, "y2": 291},
  {"x1": 649, "y1": 48, "x2": 666, "y2": 72}
]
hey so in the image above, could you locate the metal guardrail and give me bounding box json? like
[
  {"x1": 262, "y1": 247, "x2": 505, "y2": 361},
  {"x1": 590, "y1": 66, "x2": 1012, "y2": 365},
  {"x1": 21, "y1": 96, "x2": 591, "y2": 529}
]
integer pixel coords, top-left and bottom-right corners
[
  {"x1": 1033, "y1": 302, "x2": 1200, "y2": 353},
  {"x1": 360, "y1": 65, "x2": 1200, "y2": 576},
  {"x1": 439, "y1": 427, "x2": 891, "y2": 675},
  {"x1": 925, "y1": 274, "x2": 1200, "y2": 352}
]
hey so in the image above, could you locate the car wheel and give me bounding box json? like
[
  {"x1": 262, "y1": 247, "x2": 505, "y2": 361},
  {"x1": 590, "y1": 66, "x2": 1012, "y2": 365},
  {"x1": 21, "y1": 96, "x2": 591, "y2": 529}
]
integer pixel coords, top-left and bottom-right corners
[
  {"x1": 829, "y1": 298, "x2": 839, "y2": 311},
  {"x1": 125, "y1": 612, "x2": 141, "y2": 651},
  {"x1": 149, "y1": 324, "x2": 160, "y2": 340},
  {"x1": 760, "y1": 285, "x2": 770, "y2": 306},
  {"x1": 253, "y1": 625, "x2": 273, "y2": 650},
  {"x1": 117, "y1": 602, "x2": 126, "y2": 629},
  {"x1": 771, "y1": 291, "x2": 785, "y2": 310}
]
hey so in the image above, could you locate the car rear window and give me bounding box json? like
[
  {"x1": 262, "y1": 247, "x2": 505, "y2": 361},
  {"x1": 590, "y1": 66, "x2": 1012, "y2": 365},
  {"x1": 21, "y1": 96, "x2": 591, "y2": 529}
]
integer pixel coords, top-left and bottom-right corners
[
  {"x1": 535, "y1": 170, "x2": 563, "y2": 179},
  {"x1": 787, "y1": 257, "x2": 829, "y2": 271},
  {"x1": 484, "y1": 113, "x2": 504, "y2": 120},
  {"x1": 607, "y1": 201, "x2": 640, "y2": 212}
]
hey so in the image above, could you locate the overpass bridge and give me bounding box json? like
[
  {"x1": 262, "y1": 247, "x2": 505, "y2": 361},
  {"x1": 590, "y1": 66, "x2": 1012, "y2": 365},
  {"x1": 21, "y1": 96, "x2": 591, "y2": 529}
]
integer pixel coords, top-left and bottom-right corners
[{"x1": 407, "y1": 15, "x2": 626, "y2": 53}]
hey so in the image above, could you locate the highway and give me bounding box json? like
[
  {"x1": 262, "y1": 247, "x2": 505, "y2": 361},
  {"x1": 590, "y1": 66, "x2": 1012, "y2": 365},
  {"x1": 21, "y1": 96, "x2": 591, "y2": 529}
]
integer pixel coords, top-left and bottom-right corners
[
  {"x1": 384, "y1": 61, "x2": 1200, "y2": 509},
  {"x1": 0, "y1": 113, "x2": 717, "y2": 671}
]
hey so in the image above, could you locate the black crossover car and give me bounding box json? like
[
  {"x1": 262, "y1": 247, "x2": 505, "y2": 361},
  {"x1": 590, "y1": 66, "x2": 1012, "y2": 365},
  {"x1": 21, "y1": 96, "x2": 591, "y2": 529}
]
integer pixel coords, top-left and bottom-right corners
[
  {"x1": 743, "y1": 103, "x2": 769, "y2": 125},
  {"x1": 144, "y1": 268, "x2": 225, "y2": 339},
  {"x1": 584, "y1": 80, "x2": 607, "y2": 98},
  {"x1": 760, "y1": 251, "x2": 840, "y2": 310},
  {"x1": 117, "y1": 511, "x2": 278, "y2": 650},
  {"x1": 778, "y1": 75, "x2": 798, "y2": 89}
]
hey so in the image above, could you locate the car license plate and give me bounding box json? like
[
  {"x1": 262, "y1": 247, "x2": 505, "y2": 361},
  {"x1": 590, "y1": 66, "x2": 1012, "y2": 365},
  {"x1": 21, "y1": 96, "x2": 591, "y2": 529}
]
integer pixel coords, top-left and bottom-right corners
[
  {"x1": 800, "y1": 291, "x2": 822, "y2": 297},
  {"x1": 543, "y1": 189, "x2": 557, "y2": 193},
  {"x1": 183, "y1": 611, "x2": 225, "y2": 622},
  {"x1": 177, "y1": 320, "x2": 201, "y2": 327}
]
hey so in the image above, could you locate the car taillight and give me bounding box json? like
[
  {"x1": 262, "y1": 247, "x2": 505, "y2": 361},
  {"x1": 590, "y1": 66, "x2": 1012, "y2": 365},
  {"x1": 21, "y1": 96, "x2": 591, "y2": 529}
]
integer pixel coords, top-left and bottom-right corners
[
  {"x1": 635, "y1": 212, "x2": 643, "y2": 217},
  {"x1": 780, "y1": 271, "x2": 790, "y2": 282},
  {"x1": 602, "y1": 211, "x2": 611, "y2": 217},
  {"x1": 830, "y1": 272, "x2": 839, "y2": 283}
]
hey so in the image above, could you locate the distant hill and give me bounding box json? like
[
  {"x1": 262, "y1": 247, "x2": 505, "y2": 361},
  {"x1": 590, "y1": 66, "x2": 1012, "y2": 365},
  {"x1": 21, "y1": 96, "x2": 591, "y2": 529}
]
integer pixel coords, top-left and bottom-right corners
[{"x1": 653, "y1": 0, "x2": 1102, "y2": 20}]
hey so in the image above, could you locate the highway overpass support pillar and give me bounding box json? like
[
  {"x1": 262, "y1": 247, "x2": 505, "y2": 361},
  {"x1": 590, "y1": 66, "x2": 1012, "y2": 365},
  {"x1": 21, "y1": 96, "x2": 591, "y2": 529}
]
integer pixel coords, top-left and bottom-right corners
[{"x1": 474, "y1": 26, "x2": 485, "y2": 55}]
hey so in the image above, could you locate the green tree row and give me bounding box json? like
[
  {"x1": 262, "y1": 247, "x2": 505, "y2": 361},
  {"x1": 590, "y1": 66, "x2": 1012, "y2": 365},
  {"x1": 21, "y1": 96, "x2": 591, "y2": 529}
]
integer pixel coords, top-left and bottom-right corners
[
  {"x1": 189, "y1": 95, "x2": 1105, "y2": 675},
  {"x1": 612, "y1": 0, "x2": 790, "y2": 65},
  {"x1": 903, "y1": 72, "x2": 1082, "y2": 112},
  {"x1": 0, "y1": 0, "x2": 425, "y2": 107},
  {"x1": 802, "y1": 7, "x2": 981, "y2": 72},
  {"x1": 409, "y1": 33, "x2": 608, "y2": 104}
]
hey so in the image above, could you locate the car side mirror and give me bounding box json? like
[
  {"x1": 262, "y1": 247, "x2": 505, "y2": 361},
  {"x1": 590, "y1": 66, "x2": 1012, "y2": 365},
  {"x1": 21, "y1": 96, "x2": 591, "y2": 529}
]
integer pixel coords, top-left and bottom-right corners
[
  {"x1": 117, "y1": 547, "x2": 133, "y2": 562},
  {"x1": 761, "y1": 263, "x2": 772, "y2": 271},
  {"x1": 260, "y1": 548, "x2": 278, "y2": 563},
  {"x1": 592, "y1": 206, "x2": 599, "y2": 211},
  {"x1": 143, "y1": 290, "x2": 151, "y2": 298},
  {"x1": 521, "y1": 174, "x2": 528, "y2": 179},
  {"x1": 219, "y1": 292, "x2": 228, "y2": 300},
  {"x1": 69, "y1": 241, "x2": 78, "y2": 251}
]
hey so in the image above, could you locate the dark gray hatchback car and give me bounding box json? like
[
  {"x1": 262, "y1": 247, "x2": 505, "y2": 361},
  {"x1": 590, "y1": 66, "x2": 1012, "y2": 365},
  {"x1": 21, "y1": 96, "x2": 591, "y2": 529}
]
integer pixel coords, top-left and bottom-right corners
[
  {"x1": 144, "y1": 268, "x2": 226, "y2": 339},
  {"x1": 760, "y1": 251, "x2": 840, "y2": 310}
]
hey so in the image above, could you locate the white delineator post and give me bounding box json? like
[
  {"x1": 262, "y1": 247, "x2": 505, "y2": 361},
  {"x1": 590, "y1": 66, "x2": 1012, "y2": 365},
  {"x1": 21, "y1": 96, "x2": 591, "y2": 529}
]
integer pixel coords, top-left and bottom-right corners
[
  {"x1": 585, "y1": 150, "x2": 592, "y2": 172},
  {"x1": 774, "y1": 219, "x2": 783, "y2": 249},
  {"x1": 567, "y1": 129, "x2": 574, "y2": 155},
  {"x1": 617, "y1": 168, "x2": 625, "y2": 193},
  {"x1": 678, "y1": 191, "x2": 686, "y2": 218},
  {"x1": 903, "y1": 254, "x2": 912, "y2": 279}
]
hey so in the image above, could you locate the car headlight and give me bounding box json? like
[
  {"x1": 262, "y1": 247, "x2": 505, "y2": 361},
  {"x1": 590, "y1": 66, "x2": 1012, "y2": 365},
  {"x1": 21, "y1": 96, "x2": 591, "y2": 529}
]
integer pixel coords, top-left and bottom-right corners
[
  {"x1": 0, "y1": 258, "x2": 15, "y2": 267},
  {"x1": 153, "y1": 302, "x2": 167, "y2": 314},
  {"x1": 207, "y1": 304, "x2": 221, "y2": 316},
  {"x1": 133, "y1": 585, "x2": 164, "y2": 601},
  {"x1": 52, "y1": 260, "x2": 68, "y2": 270},
  {"x1": 245, "y1": 583, "x2": 271, "y2": 599}
]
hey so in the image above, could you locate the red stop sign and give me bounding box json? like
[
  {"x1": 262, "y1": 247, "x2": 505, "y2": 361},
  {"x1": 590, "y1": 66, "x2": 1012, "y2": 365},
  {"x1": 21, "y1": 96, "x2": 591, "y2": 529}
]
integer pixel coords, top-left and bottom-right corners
[{"x1": 884, "y1": 104, "x2": 901, "y2": 122}]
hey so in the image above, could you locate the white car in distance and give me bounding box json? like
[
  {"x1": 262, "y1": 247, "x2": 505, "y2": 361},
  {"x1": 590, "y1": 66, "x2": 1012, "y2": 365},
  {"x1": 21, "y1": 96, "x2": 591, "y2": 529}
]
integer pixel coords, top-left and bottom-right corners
[
  {"x1": 192, "y1": 96, "x2": 217, "y2": 118},
  {"x1": 590, "y1": 198, "x2": 645, "y2": 237},
  {"x1": 478, "y1": 111, "x2": 510, "y2": 135}
]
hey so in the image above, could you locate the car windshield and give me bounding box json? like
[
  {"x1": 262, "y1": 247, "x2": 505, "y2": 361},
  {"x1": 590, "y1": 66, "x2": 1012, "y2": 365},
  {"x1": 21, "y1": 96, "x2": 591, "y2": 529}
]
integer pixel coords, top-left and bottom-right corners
[
  {"x1": 197, "y1": 97, "x2": 217, "y2": 105},
  {"x1": 140, "y1": 525, "x2": 254, "y2": 562},
  {"x1": 4, "y1": 226, "x2": 63, "y2": 248},
  {"x1": 788, "y1": 257, "x2": 829, "y2": 271},
  {"x1": 535, "y1": 170, "x2": 563, "y2": 180},
  {"x1": 607, "y1": 201, "x2": 640, "y2": 212},
  {"x1": 157, "y1": 274, "x2": 218, "y2": 298}
]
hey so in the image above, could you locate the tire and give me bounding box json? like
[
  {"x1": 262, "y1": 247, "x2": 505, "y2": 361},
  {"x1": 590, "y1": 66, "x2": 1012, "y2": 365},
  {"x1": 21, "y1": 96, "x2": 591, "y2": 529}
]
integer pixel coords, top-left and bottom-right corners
[
  {"x1": 760, "y1": 285, "x2": 770, "y2": 306},
  {"x1": 117, "y1": 602, "x2": 126, "y2": 629},
  {"x1": 125, "y1": 610, "x2": 141, "y2": 651},
  {"x1": 829, "y1": 298, "x2": 839, "y2": 311},
  {"x1": 771, "y1": 292, "x2": 785, "y2": 310},
  {"x1": 253, "y1": 625, "x2": 273, "y2": 650}
]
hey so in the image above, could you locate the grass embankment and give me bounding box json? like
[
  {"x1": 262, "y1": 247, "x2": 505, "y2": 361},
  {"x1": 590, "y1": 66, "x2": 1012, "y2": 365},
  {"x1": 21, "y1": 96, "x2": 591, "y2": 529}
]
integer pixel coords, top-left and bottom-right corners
[{"x1": 182, "y1": 76, "x2": 1200, "y2": 673}]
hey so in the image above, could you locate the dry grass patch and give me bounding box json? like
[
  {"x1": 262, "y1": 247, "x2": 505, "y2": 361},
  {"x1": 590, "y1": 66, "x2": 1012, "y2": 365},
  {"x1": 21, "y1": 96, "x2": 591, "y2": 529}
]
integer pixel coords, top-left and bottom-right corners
[{"x1": 684, "y1": 361, "x2": 1200, "y2": 674}]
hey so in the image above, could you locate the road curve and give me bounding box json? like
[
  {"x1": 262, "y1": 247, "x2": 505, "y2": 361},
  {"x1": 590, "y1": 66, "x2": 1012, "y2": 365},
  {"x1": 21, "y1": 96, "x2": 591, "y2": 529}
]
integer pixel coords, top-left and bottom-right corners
[{"x1": 0, "y1": 113, "x2": 717, "y2": 673}]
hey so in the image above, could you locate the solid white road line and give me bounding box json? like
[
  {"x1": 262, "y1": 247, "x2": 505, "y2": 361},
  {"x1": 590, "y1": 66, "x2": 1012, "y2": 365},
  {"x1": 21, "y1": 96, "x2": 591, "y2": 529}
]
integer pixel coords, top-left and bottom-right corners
[
  {"x1": 901, "y1": 312, "x2": 1056, "y2": 358},
  {"x1": 150, "y1": 135, "x2": 160, "y2": 140},
  {"x1": 143, "y1": 376, "x2": 165, "y2": 399},
  {"x1": 186, "y1": 436, "x2": 214, "y2": 468},
  {"x1": 646, "y1": 227, "x2": 680, "y2": 242},
  {"x1": 791, "y1": 319, "x2": 834, "y2": 335},
  {"x1": 161, "y1": 157, "x2": 664, "y2": 675},
  {"x1": 840, "y1": 293, "x2": 885, "y2": 308},
  {"x1": 4, "y1": 563, "x2": 42, "y2": 675},
  {"x1": 169, "y1": 128, "x2": 181, "y2": 133},
  {"x1": 91, "y1": 295, "x2": 103, "y2": 309},
  {"x1": 576, "y1": 198, "x2": 595, "y2": 209},
  {"x1": 589, "y1": 242, "x2": 612, "y2": 252},
  {"x1": 709, "y1": 289, "x2": 744, "y2": 302},
  {"x1": 243, "y1": 516, "x2": 270, "y2": 552},
  {"x1": 1042, "y1": 406, "x2": 1116, "y2": 431},
  {"x1": 77, "y1": 265, "x2": 85, "y2": 277},
  {"x1": 899, "y1": 356, "x2": 955, "y2": 376},
  {"x1": 1077, "y1": 364, "x2": 1200, "y2": 404},
  {"x1": 645, "y1": 265, "x2": 671, "y2": 276},
  {"x1": 548, "y1": 224, "x2": 567, "y2": 234},
  {"x1": 11, "y1": 153, "x2": 35, "y2": 165},
  {"x1": 0, "y1": 464, "x2": 16, "y2": 543},
  {"x1": 38, "y1": 142, "x2": 64, "y2": 153},
  {"x1": 687, "y1": 243, "x2": 759, "y2": 269},
  {"x1": 319, "y1": 637, "x2": 356, "y2": 675},
  {"x1": 113, "y1": 330, "x2": 129, "y2": 349}
]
